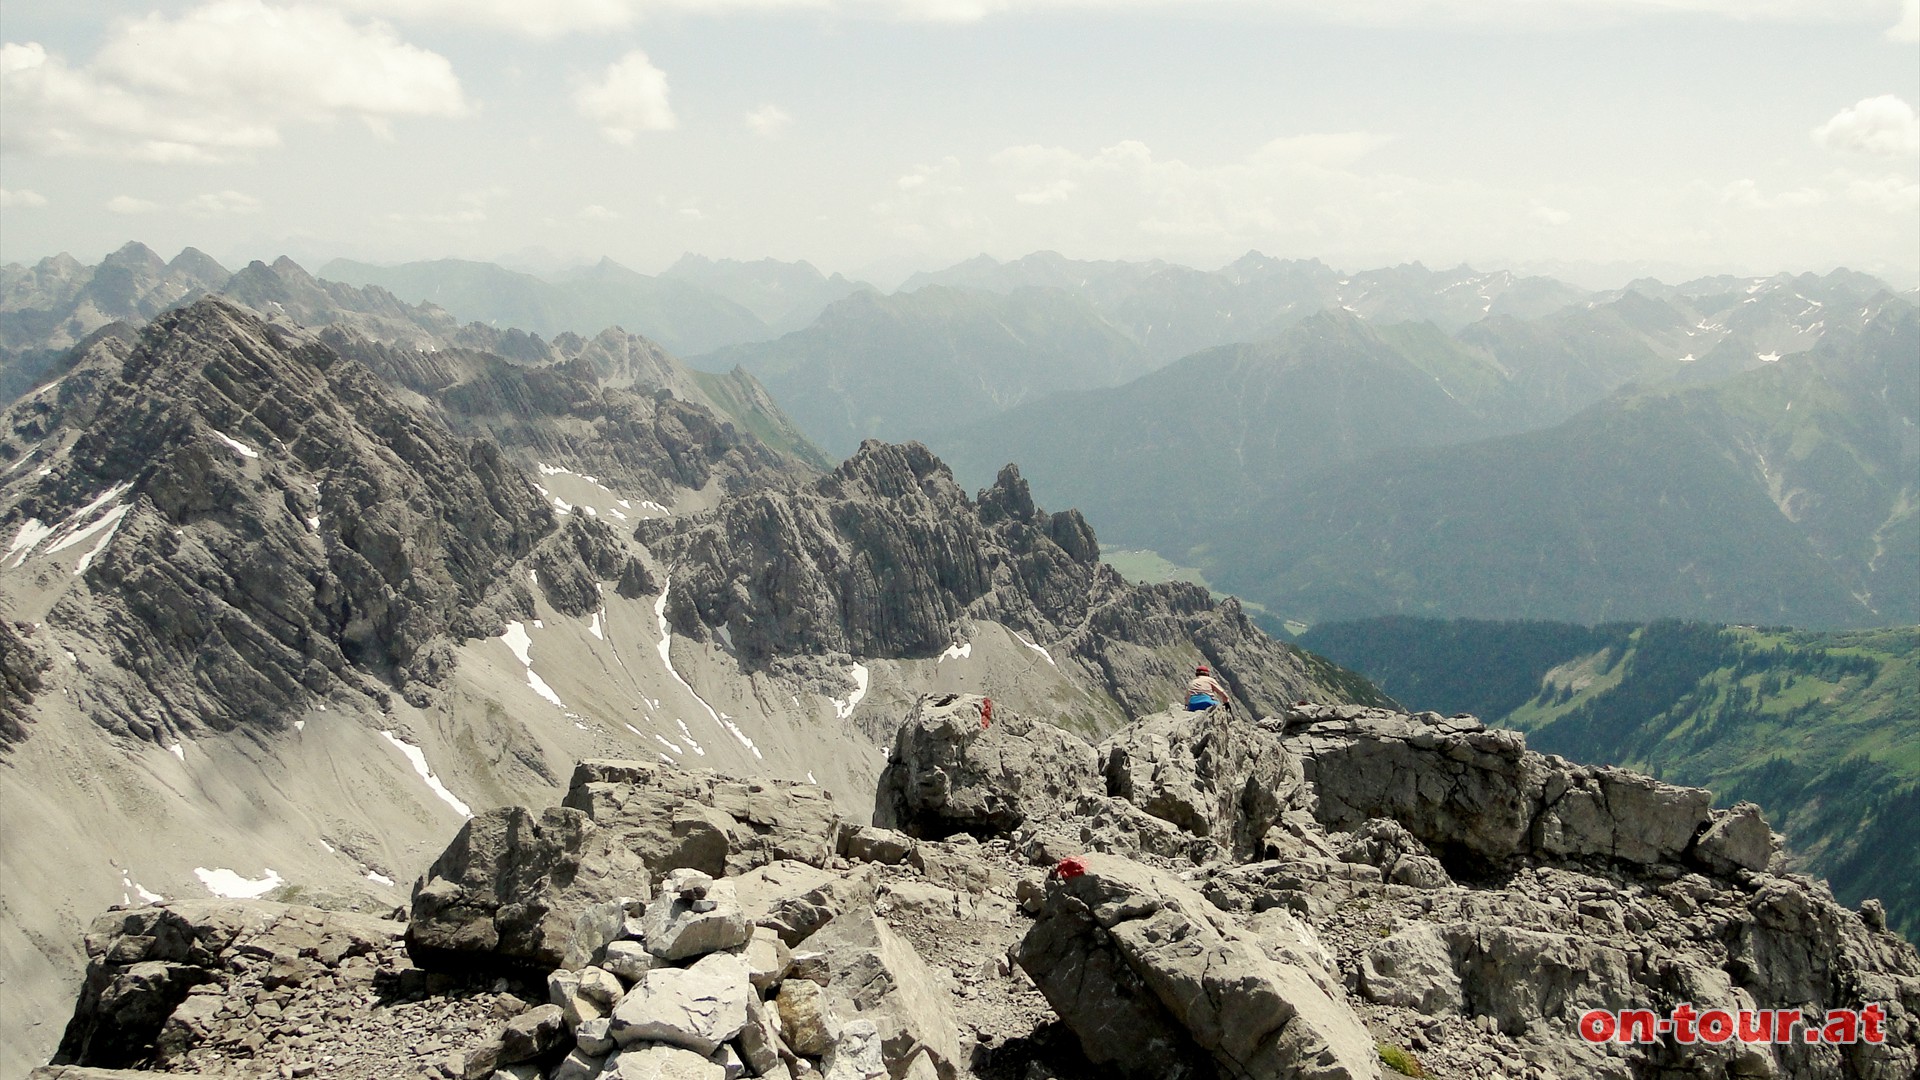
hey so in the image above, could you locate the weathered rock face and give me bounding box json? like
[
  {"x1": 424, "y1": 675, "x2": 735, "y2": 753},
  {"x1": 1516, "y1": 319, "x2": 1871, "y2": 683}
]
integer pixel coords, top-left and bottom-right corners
[
  {"x1": 1099, "y1": 707, "x2": 1306, "y2": 862},
  {"x1": 0, "y1": 299, "x2": 572, "y2": 744},
  {"x1": 0, "y1": 617, "x2": 48, "y2": 746},
  {"x1": 51, "y1": 902, "x2": 421, "y2": 1070},
  {"x1": 636, "y1": 447, "x2": 1365, "y2": 718},
  {"x1": 1280, "y1": 706, "x2": 1773, "y2": 874},
  {"x1": 405, "y1": 805, "x2": 648, "y2": 972},
  {"x1": 875, "y1": 694, "x2": 1098, "y2": 838},
  {"x1": 1016, "y1": 853, "x2": 1381, "y2": 1080},
  {"x1": 409, "y1": 760, "x2": 842, "y2": 972},
  {"x1": 323, "y1": 330, "x2": 813, "y2": 506},
  {"x1": 40, "y1": 696, "x2": 1920, "y2": 1080}
]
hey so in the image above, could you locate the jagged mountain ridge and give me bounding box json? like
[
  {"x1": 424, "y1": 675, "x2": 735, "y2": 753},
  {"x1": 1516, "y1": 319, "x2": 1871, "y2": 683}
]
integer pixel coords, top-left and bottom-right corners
[{"x1": 0, "y1": 295, "x2": 1372, "y2": 1074}]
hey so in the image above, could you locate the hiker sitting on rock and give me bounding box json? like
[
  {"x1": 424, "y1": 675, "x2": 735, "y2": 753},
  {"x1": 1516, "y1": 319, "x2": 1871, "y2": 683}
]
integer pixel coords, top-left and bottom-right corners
[{"x1": 1186, "y1": 665, "x2": 1230, "y2": 711}]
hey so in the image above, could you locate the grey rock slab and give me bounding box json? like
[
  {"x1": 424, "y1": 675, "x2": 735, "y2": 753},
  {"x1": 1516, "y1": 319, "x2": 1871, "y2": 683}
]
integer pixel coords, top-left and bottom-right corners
[
  {"x1": 644, "y1": 869, "x2": 753, "y2": 961},
  {"x1": 603, "y1": 1044, "x2": 728, "y2": 1080},
  {"x1": 874, "y1": 694, "x2": 1097, "y2": 838},
  {"x1": 610, "y1": 951, "x2": 753, "y2": 1055},
  {"x1": 1359, "y1": 923, "x2": 1463, "y2": 1016},
  {"x1": 805, "y1": 905, "x2": 966, "y2": 1080},
  {"x1": 1016, "y1": 852, "x2": 1380, "y2": 1080},
  {"x1": 499, "y1": 1003, "x2": 567, "y2": 1064}
]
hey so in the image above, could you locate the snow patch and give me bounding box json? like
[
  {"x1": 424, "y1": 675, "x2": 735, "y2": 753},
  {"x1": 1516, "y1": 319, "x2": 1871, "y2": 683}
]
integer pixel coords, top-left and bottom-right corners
[
  {"x1": 212, "y1": 430, "x2": 260, "y2": 459},
  {"x1": 1011, "y1": 630, "x2": 1056, "y2": 666},
  {"x1": 718, "y1": 715, "x2": 763, "y2": 759},
  {"x1": 653, "y1": 577, "x2": 724, "y2": 727},
  {"x1": 653, "y1": 733, "x2": 684, "y2": 754},
  {"x1": 500, "y1": 621, "x2": 534, "y2": 666},
  {"x1": 294, "y1": 720, "x2": 306, "y2": 731},
  {"x1": 640, "y1": 500, "x2": 671, "y2": 515},
  {"x1": 378, "y1": 731, "x2": 473, "y2": 818},
  {"x1": 7, "y1": 518, "x2": 54, "y2": 566},
  {"x1": 939, "y1": 642, "x2": 972, "y2": 662},
  {"x1": 195, "y1": 866, "x2": 282, "y2": 899},
  {"x1": 1758, "y1": 351, "x2": 1782, "y2": 363},
  {"x1": 367, "y1": 872, "x2": 395, "y2": 887},
  {"x1": 120, "y1": 870, "x2": 163, "y2": 904},
  {"x1": 831, "y1": 663, "x2": 870, "y2": 719},
  {"x1": 675, "y1": 719, "x2": 706, "y2": 756},
  {"x1": 526, "y1": 669, "x2": 567, "y2": 709},
  {"x1": 588, "y1": 612, "x2": 604, "y2": 640},
  {"x1": 168, "y1": 743, "x2": 185, "y2": 761}
]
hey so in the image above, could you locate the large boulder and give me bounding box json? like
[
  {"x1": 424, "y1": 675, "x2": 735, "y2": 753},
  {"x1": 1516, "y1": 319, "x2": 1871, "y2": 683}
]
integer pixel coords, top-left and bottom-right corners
[
  {"x1": 1015, "y1": 853, "x2": 1379, "y2": 1080},
  {"x1": 875, "y1": 694, "x2": 1097, "y2": 839},
  {"x1": 1283, "y1": 707, "x2": 1719, "y2": 870},
  {"x1": 562, "y1": 760, "x2": 843, "y2": 880},
  {"x1": 406, "y1": 805, "x2": 647, "y2": 972},
  {"x1": 1099, "y1": 707, "x2": 1306, "y2": 861}
]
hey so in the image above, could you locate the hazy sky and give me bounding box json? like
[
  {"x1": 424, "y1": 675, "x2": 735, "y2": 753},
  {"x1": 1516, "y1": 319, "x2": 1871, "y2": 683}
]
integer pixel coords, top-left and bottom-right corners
[{"x1": 2, "y1": 0, "x2": 1916, "y2": 287}]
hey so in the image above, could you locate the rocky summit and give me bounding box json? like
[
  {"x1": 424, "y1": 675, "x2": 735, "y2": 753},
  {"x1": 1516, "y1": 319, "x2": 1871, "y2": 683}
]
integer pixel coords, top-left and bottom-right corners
[{"x1": 33, "y1": 699, "x2": 1919, "y2": 1080}]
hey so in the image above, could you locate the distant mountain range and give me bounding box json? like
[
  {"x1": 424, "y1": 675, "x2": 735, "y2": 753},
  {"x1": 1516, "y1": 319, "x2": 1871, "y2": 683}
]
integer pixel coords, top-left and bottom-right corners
[
  {"x1": 925, "y1": 273, "x2": 1915, "y2": 630},
  {"x1": 0, "y1": 243, "x2": 827, "y2": 475},
  {"x1": 1207, "y1": 305, "x2": 1918, "y2": 628},
  {"x1": 694, "y1": 285, "x2": 1154, "y2": 460},
  {"x1": 1300, "y1": 616, "x2": 1920, "y2": 939}
]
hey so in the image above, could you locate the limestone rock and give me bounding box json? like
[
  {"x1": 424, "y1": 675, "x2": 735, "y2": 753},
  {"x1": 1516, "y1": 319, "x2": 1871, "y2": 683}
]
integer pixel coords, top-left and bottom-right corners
[
  {"x1": 407, "y1": 805, "x2": 648, "y2": 973},
  {"x1": 610, "y1": 951, "x2": 753, "y2": 1055},
  {"x1": 805, "y1": 906, "x2": 965, "y2": 1080},
  {"x1": 1015, "y1": 853, "x2": 1379, "y2": 1080},
  {"x1": 1098, "y1": 706, "x2": 1305, "y2": 860},
  {"x1": 604, "y1": 1043, "x2": 728, "y2": 1080},
  {"x1": 874, "y1": 694, "x2": 1096, "y2": 838},
  {"x1": 562, "y1": 761, "x2": 842, "y2": 881},
  {"x1": 1692, "y1": 801, "x2": 1778, "y2": 876},
  {"x1": 775, "y1": 979, "x2": 836, "y2": 1057},
  {"x1": 643, "y1": 869, "x2": 752, "y2": 961},
  {"x1": 498, "y1": 1003, "x2": 566, "y2": 1064},
  {"x1": 1360, "y1": 923, "x2": 1463, "y2": 1015}
]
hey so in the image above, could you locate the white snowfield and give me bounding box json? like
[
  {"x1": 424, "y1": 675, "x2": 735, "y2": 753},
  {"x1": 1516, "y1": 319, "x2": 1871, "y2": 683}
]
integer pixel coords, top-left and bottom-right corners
[
  {"x1": 211, "y1": 430, "x2": 260, "y2": 459},
  {"x1": 832, "y1": 663, "x2": 870, "y2": 719},
  {"x1": 378, "y1": 731, "x2": 473, "y2": 818},
  {"x1": 194, "y1": 866, "x2": 282, "y2": 899}
]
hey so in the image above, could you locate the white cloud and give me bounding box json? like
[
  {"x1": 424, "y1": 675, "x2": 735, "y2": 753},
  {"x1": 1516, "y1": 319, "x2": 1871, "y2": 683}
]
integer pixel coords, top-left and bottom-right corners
[
  {"x1": 1844, "y1": 173, "x2": 1920, "y2": 213},
  {"x1": 183, "y1": 190, "x2": 263, "y2": 217},
  {"x1": 745, "y1": 104, "x2": 791, "y2": 136},
  {"x1": 1, "y1": 1, "x2": 466, "y2": 163},
  {"x1": 1813, "y1": 95, "x2": 1920, "y2": 158},
  {"x1": 1890, "y1": 0, "x2": 1919, "y2": 42},
  {"x1": 1720, "y1": 179, "x2": 1827, "y2": 210},
  {"x1": 106, "y1": 195, "x2": 157, "y2": 214},
  {"x1": 329, "y1": 0, "x2": 1906, "y2": 34},
  {"x1": 1531, "y1": 205, "x2": 1572, "y2": 226},
  {"x1": 580, "y1": 204, "x2": 623, "y2": 220},
  {"x1": 575, "y1": 50, "x2": 676, "y2": 144},
  {"x1": 0, "y1": 188, "x2": 48, "y2": 208}
]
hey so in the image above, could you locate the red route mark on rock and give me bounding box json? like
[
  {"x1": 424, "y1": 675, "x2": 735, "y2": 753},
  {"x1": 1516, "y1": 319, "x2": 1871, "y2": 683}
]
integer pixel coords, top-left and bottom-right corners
[
  {"x1": 980, "y1": 698, "x2": 993, "y2": 729},
  {"x1": 1053, "y1": 857, "x2": 1086, "y2": 880}
]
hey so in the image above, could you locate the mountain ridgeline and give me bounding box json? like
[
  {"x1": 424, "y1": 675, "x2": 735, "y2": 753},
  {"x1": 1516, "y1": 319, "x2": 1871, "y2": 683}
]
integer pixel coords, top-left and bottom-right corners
[{"x1": 1301, "y1": 616, "x2": 1920, "y2": 940}]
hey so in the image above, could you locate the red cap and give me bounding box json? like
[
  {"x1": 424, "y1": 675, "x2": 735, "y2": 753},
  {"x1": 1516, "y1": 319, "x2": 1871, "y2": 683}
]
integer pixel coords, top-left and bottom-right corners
[{"x1": 1196, "y1": 665, "x2": 1209, "y2": 675}]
